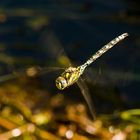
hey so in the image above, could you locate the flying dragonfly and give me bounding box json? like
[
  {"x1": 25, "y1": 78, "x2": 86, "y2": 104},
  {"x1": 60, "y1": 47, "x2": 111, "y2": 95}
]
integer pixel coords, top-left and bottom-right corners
[
  {"x1": 55, "y1": 33, "x2": 129, "y2": 90},
  {"x1": 46, "y1": 32, "x2": 128, "y2": 120},
  {"x1": 0, "y1": 32, "x2": 128, "y2": 120}
]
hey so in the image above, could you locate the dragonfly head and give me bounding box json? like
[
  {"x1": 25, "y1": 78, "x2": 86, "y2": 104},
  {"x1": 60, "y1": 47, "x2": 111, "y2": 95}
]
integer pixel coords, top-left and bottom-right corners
[{"x1": 56, "y1": 76, "x2": 67, "y2": 90}]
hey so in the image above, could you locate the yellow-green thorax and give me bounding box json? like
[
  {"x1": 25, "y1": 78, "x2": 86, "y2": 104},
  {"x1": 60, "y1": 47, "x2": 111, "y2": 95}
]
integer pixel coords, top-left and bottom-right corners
[{"x1": 55, "y1": 66, "x2": 85, "y2": 90}]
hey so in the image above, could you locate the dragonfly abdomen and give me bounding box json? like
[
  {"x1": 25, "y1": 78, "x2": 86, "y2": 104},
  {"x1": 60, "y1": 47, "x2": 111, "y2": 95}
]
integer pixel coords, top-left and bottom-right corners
[{"x1": 83, "y1": 33, "x2": 129, "y2": 67}]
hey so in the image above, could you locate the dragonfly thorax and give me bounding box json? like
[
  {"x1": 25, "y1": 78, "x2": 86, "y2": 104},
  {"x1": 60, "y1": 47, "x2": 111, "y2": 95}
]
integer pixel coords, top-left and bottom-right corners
[{"x1": 55, "y1": 66, "x2": 84, "y2": 90}]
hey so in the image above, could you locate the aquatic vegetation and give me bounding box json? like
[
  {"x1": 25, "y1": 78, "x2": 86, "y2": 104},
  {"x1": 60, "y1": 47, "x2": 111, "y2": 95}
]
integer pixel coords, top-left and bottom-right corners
[{"x1": 0, "y1": 81, "x2": 139, "y2": 140}]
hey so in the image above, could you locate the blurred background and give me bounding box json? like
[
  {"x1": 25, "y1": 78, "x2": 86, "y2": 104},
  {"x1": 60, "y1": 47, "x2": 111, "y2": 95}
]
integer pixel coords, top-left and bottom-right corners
[{"x1": 0, "y1": 0, "x2": 139, "y2": 140}]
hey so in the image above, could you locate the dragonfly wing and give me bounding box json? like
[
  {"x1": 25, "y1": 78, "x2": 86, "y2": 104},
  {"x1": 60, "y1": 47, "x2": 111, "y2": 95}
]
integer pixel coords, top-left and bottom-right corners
[
  {"x1": 0, "y1": 67, "x2": 64, "y2": 83},
  {"x1": 45, "y1": 32, "x2": 96, "y2": 118},
  {"x1": 77, "y1": 77, "x2": 96, "y2": 120},
  {"x1": 44, "y1": 31, "x2": 72, "y2": 67},
  {"x1": 26, "y1": 66, "x2": 65, "y2": 76}
]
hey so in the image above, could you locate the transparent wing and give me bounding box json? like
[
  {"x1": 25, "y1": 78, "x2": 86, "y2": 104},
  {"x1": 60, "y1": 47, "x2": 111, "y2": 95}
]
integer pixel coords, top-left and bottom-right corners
[
  {"x1": 16, "y1": 66, "x2": 65, "y2": 76},
  {"x1": 45, "y1": 31, "x2": 96, "y2": 119},
  {"x1": 44, "y1": 32, "x2": 71, "y2": 67},
  {"x1": 77, "y1": 78, "x2": 96, "y2": 120},
  {"x1": 0, "y1": 66, "x2": 64, "y2": 83}
]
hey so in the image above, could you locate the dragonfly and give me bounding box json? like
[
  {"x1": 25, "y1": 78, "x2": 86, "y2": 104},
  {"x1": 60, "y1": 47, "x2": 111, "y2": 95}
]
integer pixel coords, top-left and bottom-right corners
[
  {"x1": 46, "y1": 32, "x2": 128, "y2": 120},
  {"x1": 0, "y1": 32, "x2": 128, "y2": 120},
  {"x1": 55, "y1": 33, "x2": 129, "y2": 90}
]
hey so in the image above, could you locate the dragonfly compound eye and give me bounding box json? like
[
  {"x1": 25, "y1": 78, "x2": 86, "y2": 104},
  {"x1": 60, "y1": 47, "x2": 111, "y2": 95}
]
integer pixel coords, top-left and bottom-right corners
[{"x1": 55, "y1": 76, "x2": 67, "y2": 90}]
